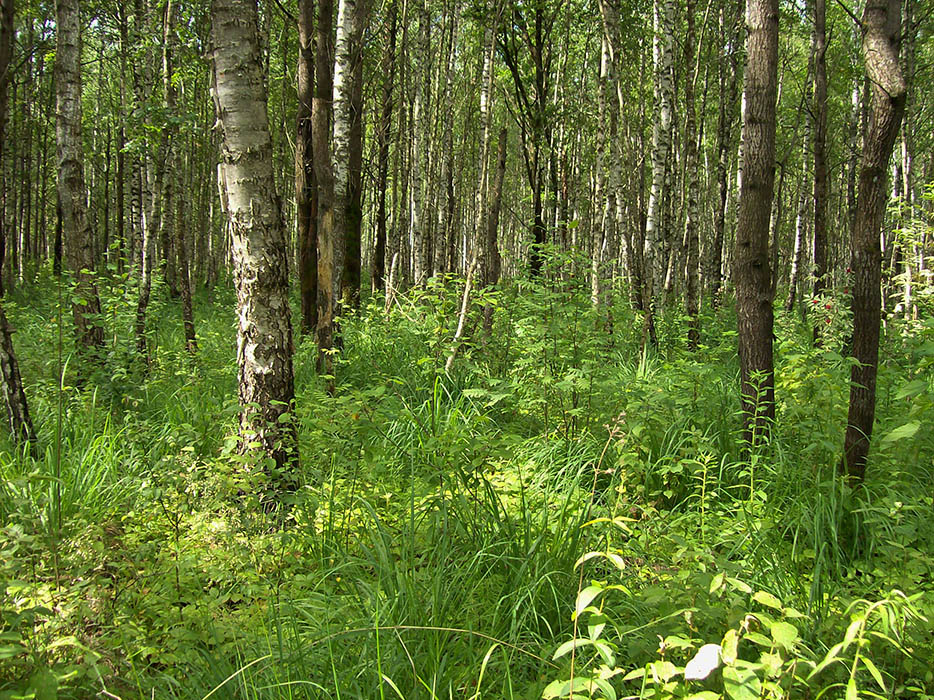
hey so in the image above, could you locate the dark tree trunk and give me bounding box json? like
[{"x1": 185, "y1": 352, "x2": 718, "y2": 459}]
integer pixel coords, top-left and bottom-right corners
[
  {"x1": 296, "y1": 0, "x2": 317, "y2": 334},
  {"x1": 841, "y1": 0, "x2": 906, "y2": 482},
  {"x1": 734, "y1": 0, "x2": 778, "y2": 446},
  {"x1": 340, "y1": 0, "x2": 367, "y2": 307},
  {"x1": 313, "y1": 0, "x2": 338, "y2": 377},
  {"x1": 0, "y1": 0, "x2": 36, "y2": 453},
  {"x1": 371, "y1": 0, "x2": 397, "y2": 292},
  {"x1": 811, "y1": 0, "x2": 829, "y2": 340}
]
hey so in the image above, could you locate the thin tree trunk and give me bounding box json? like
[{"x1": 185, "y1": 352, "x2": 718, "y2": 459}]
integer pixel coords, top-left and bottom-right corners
[
  {"x1": 0, "y1": 0, "x2": 36, "y2": 453},
  {"x1": 296, "y1": 0, "x2": 317, "y2": 333},
  {"x1": 55, "y1": 0, "x2": 105, "y2": 362},
  {"x1": 642, "y1": 0, "x2": 674, "y2": 346},
  {"x1": 339, "y1": 0, "x2": 367, "y2": 306},
  {"x1": 841, "y1": 0, "x2": 906, "y2": 482},
  {"x1": 163, "y1": 0, "x2": 195, "y2": 352},
  {"x1": 482, "y1": 126, "x2": 507, "y2": 335},
  {"x1": 683, "y1": 0, "x2": 701, "y2": 349},
  {"x1": 371, "y1": 0, "x2": 397, "y2": 292},
  {"x1": 314, "y1": 0, "x2": 338, "y2": 378},
  {"x1": 811, "y1": 0, "x2": 829, "y2": 339}
]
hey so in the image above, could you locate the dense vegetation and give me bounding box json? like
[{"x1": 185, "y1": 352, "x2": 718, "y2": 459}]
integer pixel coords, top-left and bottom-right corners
[
  {"x1": 1, "y1": 268, "x2": 932, "y2": 698},
  {"x1": 1, "y1": 0, "x2": 933, "y2": 695}
]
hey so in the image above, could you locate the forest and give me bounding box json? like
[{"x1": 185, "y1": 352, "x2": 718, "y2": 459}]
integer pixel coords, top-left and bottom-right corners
[{"x1": 0, "y1": 0, "x2": 933, "y2": 696}]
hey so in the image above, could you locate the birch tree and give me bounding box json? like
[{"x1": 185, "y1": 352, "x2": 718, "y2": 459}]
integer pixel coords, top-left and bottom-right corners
[
  {"x1": 642, "y1": 0, "x2": 674, "y2": 345},
  {"x1": 212, "y1": 0, "x2": 297, "y2": 470},
  {"x1": 56, "y1": 0, "x2": 105, "y2": 360}
]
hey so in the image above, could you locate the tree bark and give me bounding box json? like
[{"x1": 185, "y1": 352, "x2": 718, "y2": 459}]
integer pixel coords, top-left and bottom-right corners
[
  {"x1": 296, "y1": 0, "x2": 317, "y2": 333},
  {"x1": 371, "y1": 0, "x2": 397, "y2": 292},
  {"x1": 642, "y1": 0, "x2": 674, "y2": 346},
  {"x1": 55, "y1": 0, "x2": 105, "y2": 361},
  {"x1": 734, "y1": 0, "x2": 778, "y2": 446},
  {"x1": 811, "y1": 0, "x2": 829, "y2": 339},
  {"x1": 683, "y1": 0, "x2": 701, "y2": 349},
  {"x1": 841, "y1": 0, "x2": 906, "y2": 482},
  {"x1": 337, "y1": 0, "x2": 368, "y2": 306},
  {"x1": 212, "y1": 0, "x2": 298, "y2": 471},
  {"x1": 0, "y1": 0, "x2": 37, "y2": 453},
  {"x1": 313, "y1": 0, "x2": 338, "y2": 378}
]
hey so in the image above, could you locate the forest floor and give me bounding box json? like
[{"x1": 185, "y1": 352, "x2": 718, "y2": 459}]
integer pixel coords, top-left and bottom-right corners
[{"x1": 1, "y1": 271, "x2": 933, "y2": 699}]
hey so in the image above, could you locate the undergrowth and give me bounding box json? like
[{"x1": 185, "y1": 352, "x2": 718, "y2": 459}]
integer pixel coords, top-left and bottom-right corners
[{"x1": 0, "y1": 269, "x2": 932, "y2": 699}]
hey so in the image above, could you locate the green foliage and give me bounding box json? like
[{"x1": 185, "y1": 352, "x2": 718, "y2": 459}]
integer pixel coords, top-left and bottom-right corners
[{"x1": 0, "y1": 274, "x2": 931, "y2": 699}]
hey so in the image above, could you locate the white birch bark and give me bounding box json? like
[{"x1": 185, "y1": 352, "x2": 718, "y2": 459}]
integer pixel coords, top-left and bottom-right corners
[
  {"x1": 212, "y1": 0, "x2": 297, "y2": 470},
  {"x1": 642, "y1": 0, "x2": 674, "y2": 341}
]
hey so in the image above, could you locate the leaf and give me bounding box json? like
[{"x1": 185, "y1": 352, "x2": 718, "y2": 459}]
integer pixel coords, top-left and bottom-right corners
[
  {"x1": 727, "y1": 578, "x2": 752, "y2": 594},
  {"x1": 882, "y1": 422, "x2": 919, "y2": 443},
  {"x1": 622, "y1": 667, "x2": 646, "y2": 682},
  {"x1": 862, "y1": 657, "x2": 887, "y2": 693},
  {"x1": 710, "y1": 572, "x2": 725, "y2": 594},
  {"x1": 723, "y1": 665, "x2": 761, "y2": 700},
  {"x1": 28, "y1": 669, "x2": 58, "y2": 700},
  {"x1": 684, "y1": 644, "x2": 721, "y2": 681},
  {"x1": 743, "y1": 632, "x2": 772, "y2": 647},
  {"x1": 770, "y1": 621, "x2": 798, "y2": 651},
  {"x1": 752, "y1": 591, "x2": 782, "y2": 610},
  {"x1": 553, "y1": 638, "x2": 612, "y2": 664},
  {"x1": 575, "y1": 585, "x2": 604, "y2": 618},
  {"x1": 588, "y1": 612, "x2": 608, "y2": 642},
  {"x1": 845, "y1": 677, "x2": 857, "y2": 700},
  {"x1": 649, "y1": 660, "x2": 679, "y2": 683},
  {"x1": 894, "y1": 379, "x2": 928, "y2": 400},
  {"x1": 685, "y1": 693, "x2": 721, "y2": 700},
  {"x1": 721, "y1": 629, "x2": 739, "y2": 665},
  {"x1": 808, "y1": 641, "x2": 845, "y2": 680}
]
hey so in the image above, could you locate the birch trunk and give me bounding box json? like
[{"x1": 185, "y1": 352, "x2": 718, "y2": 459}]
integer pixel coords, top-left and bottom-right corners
[
  {"x1": 683, "y1": 0, "x2": 701, "y2": 349},
  {"x1": 212, "y1": 0, "x2": 297, "y2": 470},
  {"x1": 313, "y1": 0, "x2": 338, "y2": 377},
  {"x1": 55, "y1": 0, "x2": 105, "y2": 360},
  {"x1": 642, "y1": 0, "x2": 674, "y2": 345}
]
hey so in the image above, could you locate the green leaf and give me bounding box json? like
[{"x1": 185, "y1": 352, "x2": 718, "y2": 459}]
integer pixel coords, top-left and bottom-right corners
[
  {"x1": 894, "y1": 379, "x2": 928, "y2": 400},
  {"x1": 554, "y1": 637, "x2": 612, "y2": 664},
  {"x1": 845, "y1": 677, "x2": 857, "y2": 700},
  {"x1": 575, "y1": 585, "x2": 604, "y2": 618},
  {"x1": 28, "y1": 669, "x2": 58, "y2": 700},
  {"x1": 770, "y1": 621, "x2": 798, "y2": 651},
  {"x1": 862, "y1": 657, "x2": 886, "y2": 693},
  {"x1": 721, "y1": 629, "x2": 739, "y2": 664},
  {"x1": 622, "y1": 667, "x2": 646, "y2": 682},
  {"x1": 743, "y1": 632, "x2": 772, "y2": 647},
  {"x1": 723, "y1": 665, "x2": 761, "y2": 700},
  {"x1": 649, "y1": 660, "x2": 679, "y2": 683},
  {"x1": 752, "y1": 591, "x2": 782, "y2": 610},
  {"x1": 882, "y1": 421, "x2": 919, "y2": 443}
]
